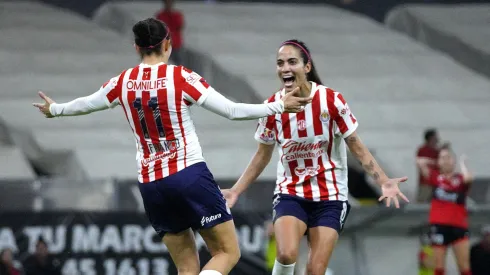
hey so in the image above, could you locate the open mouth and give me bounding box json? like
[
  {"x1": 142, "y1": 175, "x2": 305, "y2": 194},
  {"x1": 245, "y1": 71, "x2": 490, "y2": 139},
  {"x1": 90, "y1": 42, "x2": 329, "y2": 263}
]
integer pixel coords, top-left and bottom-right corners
[{"x1": 283, "y1": 76, "x2": 295, "y2": 88}]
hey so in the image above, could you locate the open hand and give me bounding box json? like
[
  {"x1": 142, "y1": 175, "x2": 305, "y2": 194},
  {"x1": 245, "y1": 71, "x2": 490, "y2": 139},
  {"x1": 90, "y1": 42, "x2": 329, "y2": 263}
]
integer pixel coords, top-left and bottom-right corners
[
  {"x1": 378, "y1": 176, "x2": 410, "y2": 208},
  {"x1": 32, "y1": 91, "x2": 55, "y2": 118}
]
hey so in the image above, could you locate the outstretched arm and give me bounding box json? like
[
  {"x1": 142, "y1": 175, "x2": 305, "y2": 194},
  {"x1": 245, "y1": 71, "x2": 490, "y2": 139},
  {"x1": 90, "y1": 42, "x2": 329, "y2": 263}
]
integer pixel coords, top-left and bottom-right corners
[
  {"x1": 181, "y1": 68, "x2": 310, "y2": 120},
  {"x1": 345, "y1": 131, "x2": 409, "y2": 207},
  {"x1": 200, "y1": 88, "x2": 285, "y2": 120},
  {"x1": 33, "y1": 75, "x2": 122, "y2": 118},
  {"x1": 49, "y1": 90, "x2": 111, "y2": 116},
  {"x1": 345, "y1": 131, "x2": 388, "y2": 185}
]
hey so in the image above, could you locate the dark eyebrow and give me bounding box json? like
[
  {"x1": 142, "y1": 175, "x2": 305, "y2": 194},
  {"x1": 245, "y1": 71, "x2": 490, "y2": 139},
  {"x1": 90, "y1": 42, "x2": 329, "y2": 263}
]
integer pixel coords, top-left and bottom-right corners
[{"x1": 277, "y1": 57, "x2": 298, "y2": 62}]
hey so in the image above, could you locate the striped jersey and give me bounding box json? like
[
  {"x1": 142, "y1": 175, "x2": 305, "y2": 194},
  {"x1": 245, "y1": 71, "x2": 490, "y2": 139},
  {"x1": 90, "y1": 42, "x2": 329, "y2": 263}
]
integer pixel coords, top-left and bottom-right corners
[
  {"x1": 98, "y1": 62, "x2": 209, "y2": 183},
  {"x1": 255, "y1": 82, "x2": 358, "y2": 201}
]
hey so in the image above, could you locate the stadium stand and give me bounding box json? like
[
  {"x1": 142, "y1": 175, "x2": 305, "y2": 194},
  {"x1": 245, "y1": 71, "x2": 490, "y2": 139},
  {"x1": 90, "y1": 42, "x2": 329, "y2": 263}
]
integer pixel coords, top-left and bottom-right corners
[
  {"x1": 94, "y1": 1, "x2": 490, "y2": 201},
  {"x1": 0, "y1": 1, "x2": 268, "y2": 181},
  {"x1": 386, "y1": 4, "x2": 490, "y2": 78}
]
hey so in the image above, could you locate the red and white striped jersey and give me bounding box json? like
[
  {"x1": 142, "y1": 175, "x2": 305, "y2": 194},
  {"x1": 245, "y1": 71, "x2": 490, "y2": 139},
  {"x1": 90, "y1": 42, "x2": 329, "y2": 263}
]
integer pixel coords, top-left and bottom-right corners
[
  {"x1": 98, "y1": 62, "x2": 210, "y2": 183},
  {"x1": 255, "y1": 82, "x2": 358, "y2": 201}
]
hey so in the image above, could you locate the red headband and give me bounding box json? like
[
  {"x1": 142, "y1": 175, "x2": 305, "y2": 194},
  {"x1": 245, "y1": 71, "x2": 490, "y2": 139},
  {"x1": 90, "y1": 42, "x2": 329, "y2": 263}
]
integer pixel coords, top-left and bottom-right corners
[
  {"x1": 281, "y1": 41, "x2": 311, "y2": 63},
  {"x1": 143, "y1": 26, "x2": 170, "y2": 49}
]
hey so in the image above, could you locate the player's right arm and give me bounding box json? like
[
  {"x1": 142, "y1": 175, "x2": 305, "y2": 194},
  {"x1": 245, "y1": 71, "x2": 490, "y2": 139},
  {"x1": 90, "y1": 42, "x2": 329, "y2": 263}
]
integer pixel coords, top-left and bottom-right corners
[
  {"x1": 179, "y1": 67, "x2": 311, "y2": 120},
  {"x1": 459, "y1": 155, "x2": 473, "y2": 184},
  {"x1": 32, "y1": 74, "x2": 123, "y2": 118},
  {"x1": 221, "y1": 116, "x2": 276, "y2": 207}
]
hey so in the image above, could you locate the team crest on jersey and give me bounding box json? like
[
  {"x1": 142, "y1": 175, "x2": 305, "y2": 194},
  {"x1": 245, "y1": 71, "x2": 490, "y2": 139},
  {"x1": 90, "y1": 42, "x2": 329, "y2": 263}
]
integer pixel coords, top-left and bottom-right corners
[
  {"x1": 320, "y1": 110, "x2": 329, "y2": 123},
  {"x1": 297, "y1": 120, "x2": 307, "y2": 131}
]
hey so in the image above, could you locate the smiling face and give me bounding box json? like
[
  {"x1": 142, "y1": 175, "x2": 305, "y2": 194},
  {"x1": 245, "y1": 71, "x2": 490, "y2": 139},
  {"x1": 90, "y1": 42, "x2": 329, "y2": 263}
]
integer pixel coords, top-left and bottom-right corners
[{"x1": 276, "y1": 45, "x2": 311, "y2": 93}]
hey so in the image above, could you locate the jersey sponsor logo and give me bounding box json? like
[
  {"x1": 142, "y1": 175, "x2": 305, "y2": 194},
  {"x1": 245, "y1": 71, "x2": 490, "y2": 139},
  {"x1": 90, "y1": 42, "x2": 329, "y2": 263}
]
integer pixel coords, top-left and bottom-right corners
[
  {"x1": 319, "y1": 110, "x2": 329, "y2": 123},
  {"x1": 282, "y1": 140, "x2": 328, "y2": 161},
  {"x1": 126, "y1": 77, "x2": 167, "y2": 90},
  {"x1": 260, "y1": 128, "x2": 275, "y2": 142},
  {"x1": 141, "y1": 140, "x2": 180, "y2": 166},
  {"x1": 201, "y1": 213, "x2": 222, "y2": 226},
  {"x1": 297, "y1": 120, "x2": 307, "y2": 131},
  {"x1": 186, "y1": 72, "x2": 202, "y2": 86},
  {"x1": 338, "y1": 104, "x2": 351, "y2": 117},
  {"x1": 434, "y1": 187, "x2": 458, "y2": 203},
  {"x1": 294, "y1": 166, "x2": 320, "y2": 177}
]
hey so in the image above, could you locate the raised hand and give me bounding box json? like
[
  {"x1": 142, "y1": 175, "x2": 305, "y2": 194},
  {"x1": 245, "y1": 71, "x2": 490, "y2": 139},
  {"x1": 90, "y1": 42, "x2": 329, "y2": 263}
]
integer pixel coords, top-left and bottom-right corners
[
  {"x1": 32, "y1": 91, "x2": 55, "y2": 118},
  {"x1": 378, "y1": 176, "x2": 410, "y2": 208}
]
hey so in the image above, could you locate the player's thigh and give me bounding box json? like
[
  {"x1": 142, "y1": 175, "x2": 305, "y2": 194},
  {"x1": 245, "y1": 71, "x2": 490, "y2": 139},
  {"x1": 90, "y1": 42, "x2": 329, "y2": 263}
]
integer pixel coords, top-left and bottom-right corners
[
  {"x1": 199, "y1": 219, "x2": 240, "y2": 258},
  {"x1": 272, "y1": 194, "x2": 309, "y2": 263},
  {"x1": 429, "y1": 224, "x2": 452, "y2": 269},
  {"x1": 305, "y1": 226, "x2": 339, "y2": 275},
  {"x1": 162, "y1": 228, "x2": 200, "y2": 274},
  {"x1": 452, "y1": 235, "x2": 470, "y2": 271},
  {"x1": 273, "y1": 217, "x2": 307, "y2": 264},
  {"x1": 304, "y1": 200, "x2": 349, "y2": 275}
]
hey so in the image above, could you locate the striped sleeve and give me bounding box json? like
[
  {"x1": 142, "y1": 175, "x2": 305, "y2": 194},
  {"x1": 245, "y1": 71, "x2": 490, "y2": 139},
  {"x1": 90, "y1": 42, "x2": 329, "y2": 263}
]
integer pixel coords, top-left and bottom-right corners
[
  {"x1": 180, "y1": 67, "x2": 210, "y2": 106},
  {"x1": 332, "y1": 91, "x2": 358, "y2": 138},
  {"x1": 254, "y1": 96, "x2": 277, "y2": 145},
  {"x1": 99, "y1": 71, "x2": 126, "y2": 108}
]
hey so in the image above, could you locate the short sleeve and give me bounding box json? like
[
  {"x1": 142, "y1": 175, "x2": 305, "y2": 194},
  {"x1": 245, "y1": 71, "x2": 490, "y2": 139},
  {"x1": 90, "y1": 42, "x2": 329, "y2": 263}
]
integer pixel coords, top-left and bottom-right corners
[
  {"x1": 254, "y1": 114, "x2": 276, "y2": 145},
  {"x1": 180, "y1": 67, "x2": 211, "y2": 106},
  {"x1": 333, "y1": 92, "x2": 358, "y2": 138},
  {"x1": 99, "y1": 72, "x2": 124, "y2": 108}
]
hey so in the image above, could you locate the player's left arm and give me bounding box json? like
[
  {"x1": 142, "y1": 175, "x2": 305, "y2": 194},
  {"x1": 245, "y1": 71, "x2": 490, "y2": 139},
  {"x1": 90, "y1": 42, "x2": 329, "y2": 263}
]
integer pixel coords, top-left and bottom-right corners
[
  {"x1": 459, "y1": 155, "x2": 473, "y2": 184},
  {"x1": 345, "y1": 131, "x2": 389, "y2": 184},
  {"x1": 333, "y1": 91, "x2": 409, "y2": 207},
  {"x1": 33, "y1": 75, "x2": 122, "y2": 118}
]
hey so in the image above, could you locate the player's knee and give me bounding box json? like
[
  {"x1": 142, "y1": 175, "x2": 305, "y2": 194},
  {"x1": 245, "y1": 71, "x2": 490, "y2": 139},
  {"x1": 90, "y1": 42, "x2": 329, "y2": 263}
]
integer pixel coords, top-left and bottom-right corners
[
  {"x1": 276, "y1": 247, "x2": 298, "y2": 265},
  {"x1": 216, "y1": 241, "x2": 240, "y2": 266},
  {"x1": 226, "y1": 242, "x2": 241, "y2": 266}
]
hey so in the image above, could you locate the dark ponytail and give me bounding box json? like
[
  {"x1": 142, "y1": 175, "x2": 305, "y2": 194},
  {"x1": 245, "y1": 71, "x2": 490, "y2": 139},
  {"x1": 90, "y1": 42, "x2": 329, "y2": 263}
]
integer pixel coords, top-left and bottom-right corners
[
  {"x1": 132, "y1": 18, "x2": 170, "y2": 57},
  {"x1": 281, "y1": 39, "x2": 323, "y2": 85}
]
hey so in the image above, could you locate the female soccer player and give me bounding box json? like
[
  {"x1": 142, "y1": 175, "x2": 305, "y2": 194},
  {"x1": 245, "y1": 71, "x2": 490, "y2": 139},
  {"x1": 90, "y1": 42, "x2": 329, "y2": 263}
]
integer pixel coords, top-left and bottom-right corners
[
  {"x1": 222, "y1": 39, "x2": 409, "y2": 275},
  {"x1": 32, "y1": 19, "x2": 310, "y2": 275},
  {"x1": 417, "y1": 145, "x2": 473, "y2": 275}
]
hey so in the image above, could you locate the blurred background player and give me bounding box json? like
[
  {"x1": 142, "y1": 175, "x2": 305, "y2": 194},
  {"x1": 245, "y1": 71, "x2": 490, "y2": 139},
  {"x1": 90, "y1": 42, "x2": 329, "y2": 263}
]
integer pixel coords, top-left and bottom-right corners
[
  {"x1": 0, "y1": 248, "x2": 22, "y2": 275},
  {"x1": 155, "y1": 0, "x2": 185, "y2": 65},
  {"x1": 22, "y1": 238, "x2": 61, "y2": 275},
  {"x1": 222, "y1": 39, "x2": 409, "y2": 275},
  {"x1": 470, "y1": 225, "x2": 490, "y2": 275},
  {"x1": 417, "y1": 145, "x2": 473, "y2": 275},
  {"x1": 32, "y1": 18, "x2": 310, "y2": 275},
  {"x1": 416, "y1": 128, "x2": 441, "y2": 203}
]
